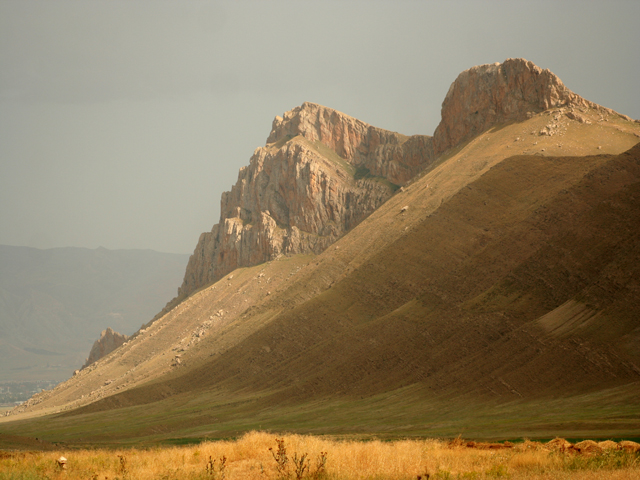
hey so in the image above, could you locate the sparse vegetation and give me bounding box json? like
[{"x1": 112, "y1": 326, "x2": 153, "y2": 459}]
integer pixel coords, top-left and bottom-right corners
[
  {"x1": 117, "y1": 454, "x2": 128, "y2": 478},
  {"x1": 268, "y1": 438, "x2": 324, "y2": 479},
  {"x1": 309, "y1": 139, "x2": 356, "y2": 177},
  {"x1": 204, "y1": 454, "x2": 226, "y2": 479},
  {"x1": 1, "y1": 431, "x2": 639, "y2": 480},
  {"x1": 353, "y1": 165, "x2": 371, "y2": 180},
  {"x1": 269, "y1": 438, "x2": 289, "y2": 478}
]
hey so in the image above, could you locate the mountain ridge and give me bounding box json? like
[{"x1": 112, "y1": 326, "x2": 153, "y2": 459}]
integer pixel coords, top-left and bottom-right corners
[
  {"x1": 179, "y1": 58, "x2": 637, "y2": 300},
  {"x1": 178, "y1": 102, "x2": 433, "y2": 299},
  {"x1": 3, "y1": 58, "x2": 640, "y2": 442}
]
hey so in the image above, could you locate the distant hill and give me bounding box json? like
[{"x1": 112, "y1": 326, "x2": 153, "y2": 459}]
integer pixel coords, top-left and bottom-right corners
[{"x1": 0, "y1": 246, "x2": 188, "y2": 382}]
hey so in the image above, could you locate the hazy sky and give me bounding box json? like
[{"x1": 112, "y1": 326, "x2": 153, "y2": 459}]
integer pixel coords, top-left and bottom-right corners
[{"x1": 1, "y1": 1, "x2": 639, "y2": 254}]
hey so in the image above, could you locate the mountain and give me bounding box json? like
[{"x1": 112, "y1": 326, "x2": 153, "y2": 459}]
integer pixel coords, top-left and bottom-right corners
[
  {"x1": 178, "y1": 102, "x2": 432, "y2": 299},
  {"x1": 431, "y1": 58, "x2": 617, "y2": 155},
  {"x1": 0, "y1": 246, "x2": 189, "y2": 382},
  {"x1": 2, "y1": 59, "x2": 640, "y2": 441},
  {"x1": 180, "y1": 58, "x2": 635, "y2": 300}
]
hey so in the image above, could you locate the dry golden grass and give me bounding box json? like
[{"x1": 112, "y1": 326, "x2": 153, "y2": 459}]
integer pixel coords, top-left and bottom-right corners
[{"x1": 1, "y1": 432, "x2": 639, "y2": 480}]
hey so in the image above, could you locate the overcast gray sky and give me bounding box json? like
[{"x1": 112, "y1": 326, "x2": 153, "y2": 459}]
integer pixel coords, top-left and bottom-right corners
[{"x1": 1, "y1": 1, "x2": 639, "y2": 254}]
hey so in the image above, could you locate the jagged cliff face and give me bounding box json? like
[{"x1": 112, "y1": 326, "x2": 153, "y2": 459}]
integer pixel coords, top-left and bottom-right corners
[
  {"x1": 82, "y1": 327, "x2": 128, "y2": 369},
  {"x1": 432, "y1": 58, "x2": 595, "y2": 155},
  {"x1": 179, "y1": 103, "x2": 433, "y2": 297},
  {"x1": 268, "y1": 102, "x2": 433, "y2": 185}
]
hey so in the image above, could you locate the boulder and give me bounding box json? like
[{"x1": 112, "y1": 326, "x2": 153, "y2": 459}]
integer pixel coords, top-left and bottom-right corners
[
  {"x1": 619, "y1": 440, "x2": 640, "y2": 453},
  {"x1": 573, "y1": 440, "x2": 602, "y2": 454}
]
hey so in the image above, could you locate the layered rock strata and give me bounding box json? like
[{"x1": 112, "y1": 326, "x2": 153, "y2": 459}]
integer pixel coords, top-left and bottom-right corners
[
  {"x1": 178, "y1": 103, "x2": 433, "y2": 297},
  {"x1": 267, "y1": 102, "x2": 433, "y2": 185}
]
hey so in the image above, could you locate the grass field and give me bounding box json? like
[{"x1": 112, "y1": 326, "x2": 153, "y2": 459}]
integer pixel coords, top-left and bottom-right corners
[
  {"x1": 3, "y1": 381, "x2": 640, "y2": 448},
  {"x1": 1, "y1": 431, "x2": 639, "y2": 480}
]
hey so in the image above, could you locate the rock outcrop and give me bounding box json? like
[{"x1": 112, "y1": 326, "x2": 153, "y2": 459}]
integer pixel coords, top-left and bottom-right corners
[
  {"x1": 267, "y1": 102, "x2": 433, "y2": 185},
  {"x1": 178, "y1": 103, "x2": 433, "y2": 297},
  {"x1": 82, "y1": 327, "x2": 128, "y2": 369},
  {"x1": 432, "y1": 58, "x2": 597, "y2": 155}
]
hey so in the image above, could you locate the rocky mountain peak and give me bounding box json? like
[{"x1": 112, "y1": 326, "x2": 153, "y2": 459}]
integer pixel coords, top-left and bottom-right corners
[
  {"x1": 266, "y1": 102, "x2": 432, "y2": 185},
  {"x1": 177, "y1": 58, "x2": 628, "y2": 300},
  {"x1": 267, "y1": 102, "x2": 376, "y2": 159},
  {"x1": 177, "y1": 103, "x2": 433, "y2": 298},
  {"x1": 432, "y1": 58, "x2": 594, "y2": 155},
  {"x1": 267, "y1": 102, "x2": 361, "y2": 144}
]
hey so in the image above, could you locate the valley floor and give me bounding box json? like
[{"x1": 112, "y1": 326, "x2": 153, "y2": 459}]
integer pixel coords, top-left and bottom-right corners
[{"x1": 1, "y1": 431, "x2": 639, "y2": 480}]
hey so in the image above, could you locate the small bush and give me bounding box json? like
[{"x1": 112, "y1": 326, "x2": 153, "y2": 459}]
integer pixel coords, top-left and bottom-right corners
[
  {"x1": 311, "y1": 451, "x2": 327, "y2": 480},
  {"x1": 292, "y1": 452, "x2": 309, "y2": 480},
  {"x1": 204, "y1": 455, "x2": 226, "y2": 479}
]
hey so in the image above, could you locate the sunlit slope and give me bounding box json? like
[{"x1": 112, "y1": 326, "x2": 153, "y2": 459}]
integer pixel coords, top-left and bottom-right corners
[{"x1": 5, "y1": 253, "x2": 316, "y2": 418}]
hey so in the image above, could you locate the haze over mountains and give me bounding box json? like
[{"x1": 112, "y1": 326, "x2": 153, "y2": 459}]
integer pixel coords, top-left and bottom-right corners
[
  {"x1": 0, "y1": 246, "x2": 188, "y2": 382},
  {"x1": 2, "y1": 58, "x2": 640, "y2": 443}
]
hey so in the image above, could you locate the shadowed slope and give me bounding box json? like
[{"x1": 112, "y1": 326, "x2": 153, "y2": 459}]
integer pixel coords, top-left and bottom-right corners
[{"x1": 165, "y1": 144, "x2": 640, "y2": 400}]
